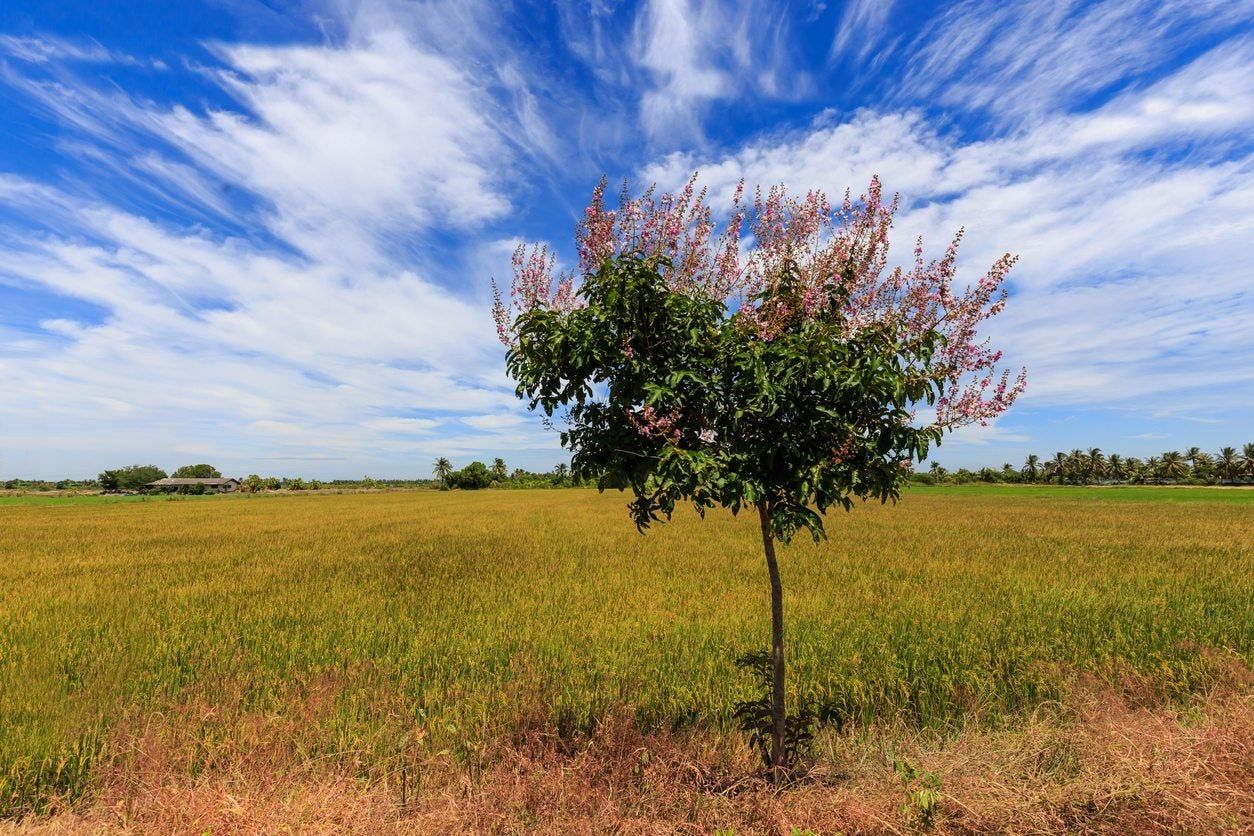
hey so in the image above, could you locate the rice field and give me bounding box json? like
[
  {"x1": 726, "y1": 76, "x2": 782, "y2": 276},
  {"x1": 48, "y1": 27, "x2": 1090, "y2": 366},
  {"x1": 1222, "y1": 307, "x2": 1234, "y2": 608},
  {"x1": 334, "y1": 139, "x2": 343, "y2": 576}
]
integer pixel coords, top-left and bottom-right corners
[{"x1": 1, "y1": 486, "x2": 1251, "y2": 819}]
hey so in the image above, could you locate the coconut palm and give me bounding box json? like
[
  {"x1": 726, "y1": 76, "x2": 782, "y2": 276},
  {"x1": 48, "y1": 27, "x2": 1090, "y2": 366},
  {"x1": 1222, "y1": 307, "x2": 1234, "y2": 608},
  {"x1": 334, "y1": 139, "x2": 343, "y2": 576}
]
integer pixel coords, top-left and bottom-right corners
[
  {"x1": 929, "y1": 461, "x2": 947, "y2": 482},
  {"x1": 1185, "y1": 446, "x2": 1202, "y2": 471},
  {"x1": 432, "y1": 457, "x2": 453, "y2": 488},
  {"x1": 1144, "y1": 456, "x2": 1161, "y2": 482},
  {"x1": 1087, "y1": 447, "x2": 1106, "y2": 481},
  {"x1": 1125, "y1": 457, "x2": 1145, "y2": 483},
  {"x1": 1048, "y1": 452, "x2": 1068, "y2": 484},
  {"x1": 1107, "y1": 453, "x2": 1126, "y2": 482},
  {"x1": 1067, "y1": 449, "x2": 1088, "y2": 484},
  {"x1": 1240, "y1": 443, "x2": 1254, "y2": 478},
  {"x1": 491, "y1": 457, "x2": 508, "y2": 481},
  {"x1": 1021, "y1": 454, "x2": 1041, "y2": 482},
  {"x1": 1160, "y1": 451, "x2": 1189, "y2": 482},
  {"x1": 1216, "y1": 447, "x2": 1241, "y2": 483},
  {"x1": 1182, "y1": 446, "x2": 1212, "y2": 480}
]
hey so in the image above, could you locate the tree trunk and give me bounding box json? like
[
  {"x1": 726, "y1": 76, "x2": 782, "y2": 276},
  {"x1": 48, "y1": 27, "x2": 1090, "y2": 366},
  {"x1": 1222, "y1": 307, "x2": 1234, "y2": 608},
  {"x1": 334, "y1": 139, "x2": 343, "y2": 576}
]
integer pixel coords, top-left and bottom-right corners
[{"x1": 757, "y1": 500, "x2": 787, "y2": 777}]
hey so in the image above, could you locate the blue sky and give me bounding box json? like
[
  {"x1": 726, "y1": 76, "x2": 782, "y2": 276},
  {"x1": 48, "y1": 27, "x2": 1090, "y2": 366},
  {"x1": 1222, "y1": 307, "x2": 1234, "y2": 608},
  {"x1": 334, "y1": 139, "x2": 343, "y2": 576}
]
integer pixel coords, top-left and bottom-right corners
[{"x1": 0, "y1": 0, "x2": 1251, "y2": 479}]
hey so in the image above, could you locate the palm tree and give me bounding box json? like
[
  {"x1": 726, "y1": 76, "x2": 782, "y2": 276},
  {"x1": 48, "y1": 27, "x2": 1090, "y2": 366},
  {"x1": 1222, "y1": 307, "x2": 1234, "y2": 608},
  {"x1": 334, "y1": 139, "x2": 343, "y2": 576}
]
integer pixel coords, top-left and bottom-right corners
[
  {"x1": 1144, "y1": 456, "x2": 1161, "y2": 482},
  {"x1": 491, "y1": 457, "x2": 508, "y2": 481},
  {"x1": 928, "y1": 461, "x2": 947, "y2": 483},
  {"x1": 1125, "y1": 457, "x2": 1145, "y2": 483},
  {"x1": 1048, "y1": 452, "x2": 1068, "y2": 484},
  {"x1": 1021, "y1": 454, "x2": 1041, "y2": 482},
  {"x1": 1087, "y1": 448, "x2": 1106, "y2": 482},
  {"x1": 432, "y1": 457, "x2": 453, "y2": 488},
  {"x1": 1239, "y1": 443, "x2": 1254, "y2": 479},
  {"x1": 1067, "y1": 449, "x2": 1088, "y2": 484},
  {"x1": 1107, "y1": 453, "x2": 1126, "y2": 482},
  {"x1": 1160, "y1": 451, "x2": 1189, "y2": 482},
  {"x1": 1216, "y1": 447, "x2": 1241, "y2": 483}
]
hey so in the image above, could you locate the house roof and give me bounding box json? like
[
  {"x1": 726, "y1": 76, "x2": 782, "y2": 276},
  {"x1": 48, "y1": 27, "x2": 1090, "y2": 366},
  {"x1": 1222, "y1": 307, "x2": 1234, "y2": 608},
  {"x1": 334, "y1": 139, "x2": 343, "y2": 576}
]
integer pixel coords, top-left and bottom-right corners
[{"x1": 146, "y1": 477, "x2": 239, "y2": 487}]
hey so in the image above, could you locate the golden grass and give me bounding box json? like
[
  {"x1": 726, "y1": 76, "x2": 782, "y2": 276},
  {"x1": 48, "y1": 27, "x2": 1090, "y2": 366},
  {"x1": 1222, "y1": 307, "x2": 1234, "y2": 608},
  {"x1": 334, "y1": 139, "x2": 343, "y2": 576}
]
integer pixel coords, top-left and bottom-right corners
[{"x1": 1, "y1": 486, "x2": 1251, "y2": 828}]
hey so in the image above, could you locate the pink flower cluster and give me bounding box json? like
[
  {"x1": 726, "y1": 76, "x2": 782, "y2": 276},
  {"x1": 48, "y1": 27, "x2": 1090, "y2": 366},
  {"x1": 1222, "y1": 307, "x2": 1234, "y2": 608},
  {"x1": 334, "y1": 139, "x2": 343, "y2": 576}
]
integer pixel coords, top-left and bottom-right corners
[
  {"x1": 830, "y1": 435, "x2": 855, "y2": 464},
  {"x1": 577, "y1": 175, "x2": 745, "y2": 298},
  {"x1": 626, "y1": 404, "x2": 683, "y2": 442},
  {"x1": 493, "y1": 174, "x2": 1026, "y2": 430},
  {"x1": 738, "y1": 177, "x2": 1026, "y2": 428},
  {"x1": 492, "y1": 244, "x2": 578, "y2": 343},
  {"x1": 492, "y1": 175, "x2": 743, "y2": 344}
]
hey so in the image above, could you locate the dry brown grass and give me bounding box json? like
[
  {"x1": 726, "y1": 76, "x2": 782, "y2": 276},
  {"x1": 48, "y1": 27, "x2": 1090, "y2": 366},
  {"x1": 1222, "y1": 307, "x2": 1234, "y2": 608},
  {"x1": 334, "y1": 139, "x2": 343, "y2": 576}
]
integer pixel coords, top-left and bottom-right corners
[{"x1": 9, "y1": 676, "x2": 1251, "y2": 835}]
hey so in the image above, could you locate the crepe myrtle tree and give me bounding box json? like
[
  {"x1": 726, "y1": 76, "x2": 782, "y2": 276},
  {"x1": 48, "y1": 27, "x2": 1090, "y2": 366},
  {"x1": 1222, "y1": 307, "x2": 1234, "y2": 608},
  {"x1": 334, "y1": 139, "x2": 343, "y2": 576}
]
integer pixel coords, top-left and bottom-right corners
[{"x1": 493, "y1": 175, "x2": 1025, "y2": 775}]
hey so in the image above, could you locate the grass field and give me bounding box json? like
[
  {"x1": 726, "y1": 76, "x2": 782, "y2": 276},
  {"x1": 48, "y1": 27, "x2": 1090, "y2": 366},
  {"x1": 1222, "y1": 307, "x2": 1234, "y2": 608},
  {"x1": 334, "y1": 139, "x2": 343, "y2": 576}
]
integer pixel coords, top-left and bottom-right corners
[{"x1": 2, "y1": 486, "x2": 1252, "y2": 827}]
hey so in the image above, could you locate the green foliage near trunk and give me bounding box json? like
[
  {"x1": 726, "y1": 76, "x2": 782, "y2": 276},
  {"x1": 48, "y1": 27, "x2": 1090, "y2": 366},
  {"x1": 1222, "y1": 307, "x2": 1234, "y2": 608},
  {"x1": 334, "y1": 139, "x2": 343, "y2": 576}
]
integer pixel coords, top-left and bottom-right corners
[{"x1": 507, "y1": 255, "x2": 941, "y2": 543}]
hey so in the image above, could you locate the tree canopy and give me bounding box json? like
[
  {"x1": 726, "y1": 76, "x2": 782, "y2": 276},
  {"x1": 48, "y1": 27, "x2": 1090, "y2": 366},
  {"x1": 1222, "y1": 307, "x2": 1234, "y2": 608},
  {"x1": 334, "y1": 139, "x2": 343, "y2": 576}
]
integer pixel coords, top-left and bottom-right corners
[
  {"x1": 98, "y1": 464, "x2": 167, "y2": 492},
  {"x1": 496, "y1": 175, "x2": 1025, "y2": 542},
  {"x1": 449, "y1": 461, "x2": 492, "y2": 490},
  {"x1": 172, "y1": 463, "x2": 221, "y2": 479}
]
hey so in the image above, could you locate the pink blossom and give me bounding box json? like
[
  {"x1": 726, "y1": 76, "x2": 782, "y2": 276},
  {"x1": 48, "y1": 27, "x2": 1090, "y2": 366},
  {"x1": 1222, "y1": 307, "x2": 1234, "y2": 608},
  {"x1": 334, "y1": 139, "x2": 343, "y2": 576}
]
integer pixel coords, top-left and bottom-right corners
[
  {"x1": 626, "y1": 405, "x2": 683, "y2": 442},
  {"x1": 496, "y1": 174, "x2": 1026, "y2": 430}
]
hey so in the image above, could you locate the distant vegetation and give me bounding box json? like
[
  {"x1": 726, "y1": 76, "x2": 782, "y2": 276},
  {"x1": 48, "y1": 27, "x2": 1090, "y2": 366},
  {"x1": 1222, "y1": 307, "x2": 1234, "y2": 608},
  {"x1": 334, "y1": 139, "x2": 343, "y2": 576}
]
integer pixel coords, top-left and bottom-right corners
[
  {"x1": 8, "y1": 445, "x2": 1249, "y2": 495},
  {"x1": 432, "y1": 457, "x2": 578, "y2": 490},
  {"x1": 171, "y1": 463, "x2": 221, "y2": 479},
  {"x1": 1, "y1": 478, "x2": 99, "y2": 493},
  {"x1": 96, "y1": 464, "x2": 167, "y2": 492},
  {"x1": 919, "y1": 443, "x2": 1254, "y2": 486}
]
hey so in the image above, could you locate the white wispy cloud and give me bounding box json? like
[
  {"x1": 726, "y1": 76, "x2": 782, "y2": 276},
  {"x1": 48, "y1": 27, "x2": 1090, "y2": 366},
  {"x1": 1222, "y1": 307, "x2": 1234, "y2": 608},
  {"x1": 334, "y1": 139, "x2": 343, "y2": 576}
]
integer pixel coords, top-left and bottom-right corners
[
  {"x1": 461, "y1": 414, "x2": 527, "y2": 431},
  {"x1": 0, "y1": 34, "x2": 149, "y2": 66},
  {"x1": 630, "y1": 0, "x2": 801, "y2": 139},
  {"x1": 830, "y1": 0, "x2": 897, "y2": 62},
  {"x1": 633, "y1": 0, "x2": 736, "y2": 138},
  {"x1": 161, "y1": 31, "x2": 514, "y2": 265},
  {"x1": 640, "y1": 40, "x2": 1254, "y2": 424},
  {"x1": 896, "y1": 0, "x2": 1254, "y2": 122},
  {"x1": 0, "y1": 18, "x2": 568, "y2": 478},
  {"x1": 0, "y1": 187, "x2": 556, "y2": 475}
]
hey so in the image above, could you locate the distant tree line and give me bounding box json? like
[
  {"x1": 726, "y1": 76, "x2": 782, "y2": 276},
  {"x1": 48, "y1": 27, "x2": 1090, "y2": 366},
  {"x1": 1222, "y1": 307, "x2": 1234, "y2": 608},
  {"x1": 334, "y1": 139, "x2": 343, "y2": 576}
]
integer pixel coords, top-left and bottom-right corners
[
  {"x1": 13, "y1": 459, "x2": 575, "y2": 494},
  {"x1": 45, "y1": 445, "x2": 1253, "y2": 495},
  {"x1": 432, "y1": 457, "x2": 577, "y2": 490},
  {"x1": 85, "y1": 463, "x2": 440, "y2": 494},
  {"x1": 2, "y1": 478, "x2": 98, "y2": 492},
  {"x1": 239, "y1": 475, "x2": 435, "y2": 492},
  {"x1": 917, "y1": 443, "x2": 1254, "y2": 486}
]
